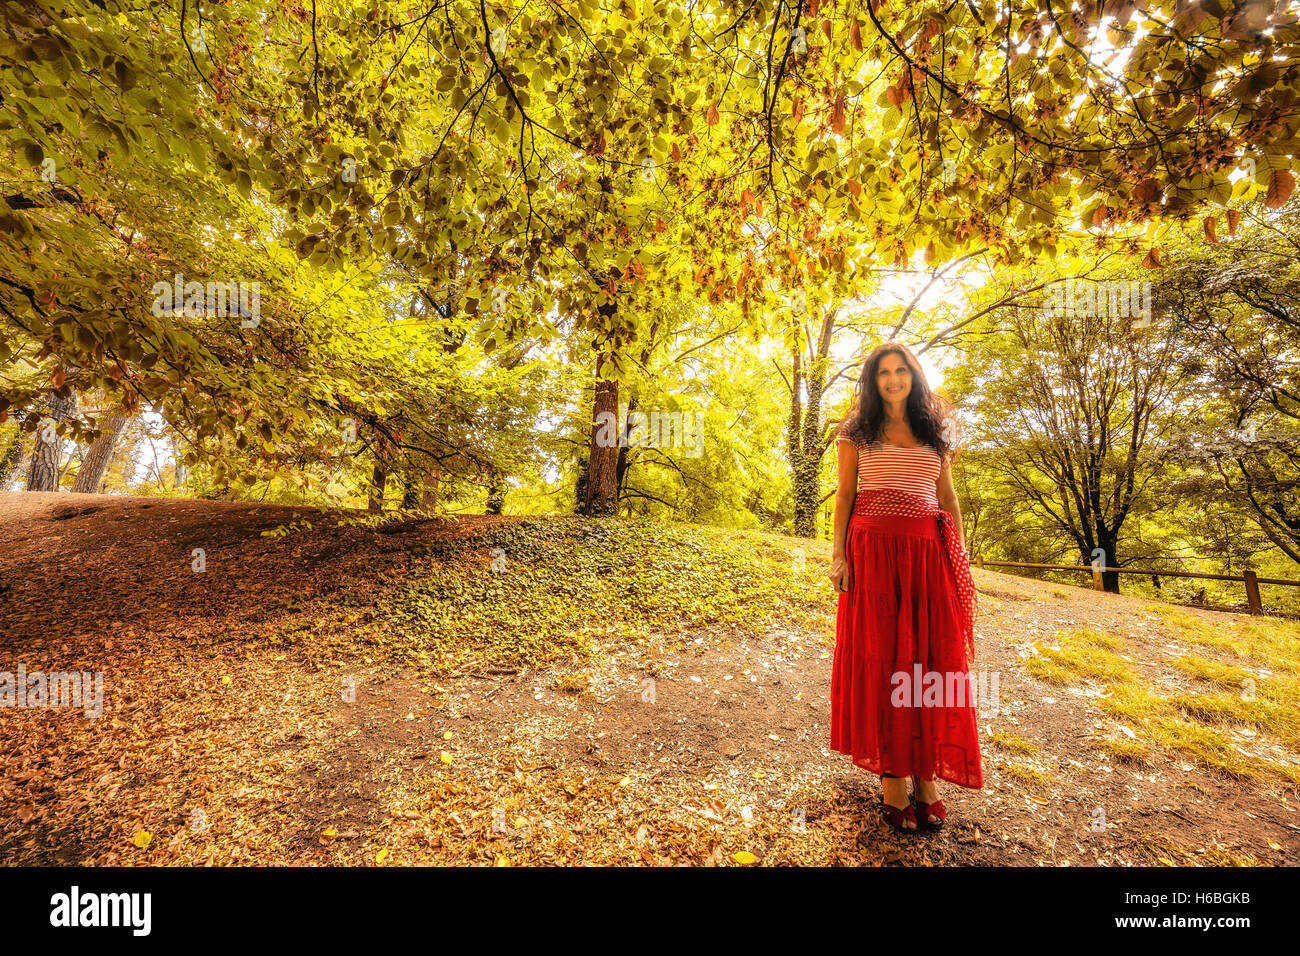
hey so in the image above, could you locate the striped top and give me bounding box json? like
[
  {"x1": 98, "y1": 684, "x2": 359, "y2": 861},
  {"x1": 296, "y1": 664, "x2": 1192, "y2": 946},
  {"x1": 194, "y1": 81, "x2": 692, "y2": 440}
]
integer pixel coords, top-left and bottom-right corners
[{"x1": 837, "y1": 421, "x2": 942, "y2": 505}]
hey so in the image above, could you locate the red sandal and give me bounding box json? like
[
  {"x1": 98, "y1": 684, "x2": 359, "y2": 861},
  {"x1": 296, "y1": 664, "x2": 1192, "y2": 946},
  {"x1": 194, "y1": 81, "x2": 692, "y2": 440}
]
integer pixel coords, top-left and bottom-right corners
[
  {"x1": 912, "y1": 796, "x2": 946, "y2": 829},
  {"x1": 880, "y1": 798, "x2": 918, "y2": 832}
]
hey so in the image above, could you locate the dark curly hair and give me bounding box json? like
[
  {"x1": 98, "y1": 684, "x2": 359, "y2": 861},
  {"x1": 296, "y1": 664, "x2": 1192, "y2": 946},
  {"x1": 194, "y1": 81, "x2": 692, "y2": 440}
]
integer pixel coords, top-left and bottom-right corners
[{"x1": 841, "y1": 342, "x2": 953, "y2": 458}]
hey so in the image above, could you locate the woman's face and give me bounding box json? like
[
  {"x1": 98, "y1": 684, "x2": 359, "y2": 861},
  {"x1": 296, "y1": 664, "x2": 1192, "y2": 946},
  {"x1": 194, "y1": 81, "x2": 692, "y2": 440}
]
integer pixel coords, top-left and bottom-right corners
[{"x1": 875, "y1": 352, "x2": 913, "y2": 404}]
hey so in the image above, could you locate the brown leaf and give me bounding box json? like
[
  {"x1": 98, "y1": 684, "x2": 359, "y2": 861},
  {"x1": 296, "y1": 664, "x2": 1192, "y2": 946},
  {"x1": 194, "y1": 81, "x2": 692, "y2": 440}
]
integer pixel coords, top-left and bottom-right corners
[
  {"x1": 1091, "y1": 204, "x2": 1109, "y2": 226},
  {"x1": 1203, "y1": 216, "x2": 1217, "y2": 243},
  {"x1": 1266, "y1": 168, "x2": 1295, "y2": 209},
  {"x1": 1141, "y1": 247, "x2": 1162, "y2": 268},
  {"x1": 706, "y1": 102, "x2": 720, "y2": 126},
  {"x1": 1176, "y1": 1, "x2": 1206, "y2": 31},
  {"x1": 850, "y1": 20, "x2": 863, "y2": 51},
  {"x1": 671, "y1": 142, "x2": 681, "y2": 163},
  {"x1": 831, "y1": 92, "x2": 847, "y2": 133},
  {"x1": 1133, "y1": 177, "x2": 1160, "y2": 204},
  {"x1": 1226, "y1": 209, "x2": 1241, "y2": 235}
]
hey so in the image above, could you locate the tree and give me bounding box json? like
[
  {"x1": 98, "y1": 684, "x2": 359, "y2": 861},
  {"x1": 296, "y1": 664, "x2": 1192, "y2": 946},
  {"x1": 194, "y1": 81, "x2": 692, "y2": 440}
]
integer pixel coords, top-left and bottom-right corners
[
  {"x1": 958, "y1": 264, "x2": 1191, "y2": 591},
  {"x1": 71, "y1": 409, "x2": 127, "y2": 494},
  {"x1": 25, "y1": 386, "x2": 74, "y2": 491},
  {"x1": 1162, "y1": 200, "x2": 1300, "y2": 563}
]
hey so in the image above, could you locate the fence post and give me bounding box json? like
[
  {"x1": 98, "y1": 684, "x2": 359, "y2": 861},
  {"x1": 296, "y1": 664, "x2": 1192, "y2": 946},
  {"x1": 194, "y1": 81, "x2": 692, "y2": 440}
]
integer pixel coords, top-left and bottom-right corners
[
  {"x1": 1244, "y1": 570, "x2": 1263, "y2": 615},
  {"x1": 976, "y1": 555, "x2": 984, "y2": 569},
  {"x1": 1092, "y1": 568, "x2": 1104, "y2": 591}
]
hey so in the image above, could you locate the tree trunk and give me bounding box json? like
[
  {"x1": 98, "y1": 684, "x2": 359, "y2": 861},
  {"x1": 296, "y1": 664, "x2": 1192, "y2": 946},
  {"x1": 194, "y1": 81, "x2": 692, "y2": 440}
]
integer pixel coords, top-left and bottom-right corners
[
  {"x1": 72, "y1": 411, "x2": 127, "y2": 493},
  {"x1": 1087, "y1": 531, "x2": 1122, "y2": 594},
  {"x1": 788, "y1": 307, "x2": 837, "y2": 538},
  {"x1": 369, "y1": 463, "x2": 388, "y2": 512},
  {"x1": 0, "y1": 432, "x2": 24, "y2": 487},
  {"x1": 797, "y1": 330, "x2": 831, "y2": 537},
  {"x1": 614, "y1": 393, "x2": 639, "y2": 498},
  {"x1": 27, "y1": 389, "x2": 76, "y2": 492},
  {"x1": 401, "y1": 473, "x2": 421, "y2": 510},
  {"x1": 421, "y1": 464, "x2": 441, "y2": 511},
  {"x1": 485, "y1": 468, "x2": 506, "y2": 515},
  {"x1": 573, "y1": 449, "x2": 589, "y2": 514},
  {"x1": 581, "y1": 347, "x2": 620, "y2": 517}
]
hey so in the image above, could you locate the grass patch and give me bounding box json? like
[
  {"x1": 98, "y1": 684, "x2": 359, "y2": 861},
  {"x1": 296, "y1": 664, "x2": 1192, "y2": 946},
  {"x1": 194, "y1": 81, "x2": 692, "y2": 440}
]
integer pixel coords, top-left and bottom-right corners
[
  {"x1": 996, "y1": 760, "x2": 1053, "y2": 788},
  {"x1": 1096, "y1": 683, "x2": 1172, "y2": 724},
  {"x1": 1147, "y1": 719, "x2": 1259, "y2": 780},
  {"x1": 1023, "y1": 623, "x2": 1300, "y2": 785},
  {"x1": 1093, "y1": 737, "x2": 1148, "y2": 763},
  {"x1": 988, "y1": 731, "x2": 1039, "y2": 754},
  {"x1": 1025, "y1": 628, "x2": 1137, "y2": 686},
  {"x1": 1144, "y1": 605, "x2": 1300, "y2": 678},
  {"x1": 355, "y1": 517, "x2": 835, "y2": 673},
  {"x1": 1130, "y1": 833, "x2": 1269, "y2": 867}
]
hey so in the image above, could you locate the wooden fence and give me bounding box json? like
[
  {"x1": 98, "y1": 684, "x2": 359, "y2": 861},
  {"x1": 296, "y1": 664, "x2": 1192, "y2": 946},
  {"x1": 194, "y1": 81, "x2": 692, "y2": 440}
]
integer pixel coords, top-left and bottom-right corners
[{"x1": 971, "y1": 557, "x2": 1300, "y2": 615}]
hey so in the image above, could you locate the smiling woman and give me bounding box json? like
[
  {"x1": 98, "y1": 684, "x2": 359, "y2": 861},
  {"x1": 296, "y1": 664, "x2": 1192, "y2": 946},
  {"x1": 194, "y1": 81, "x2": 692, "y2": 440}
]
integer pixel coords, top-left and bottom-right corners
[{"x1": 826, "y1": 343, "x2": 981, "y2": 835}]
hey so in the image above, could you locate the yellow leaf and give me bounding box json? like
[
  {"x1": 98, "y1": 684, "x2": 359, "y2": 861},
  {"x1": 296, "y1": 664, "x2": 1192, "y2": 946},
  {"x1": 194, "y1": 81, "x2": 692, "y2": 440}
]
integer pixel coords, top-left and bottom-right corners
[
  {"x1": 495, "y1": 854, "x2": 511, "y2": 866},
  {"x1": 618, "y1": 776, "x2": 630, "y2": 787},
  {"x1": 221, "y1": 676, "x2": 232, "y2": 685},
  {"x1": 1268, "y1": 840, "x2": 1283, "y2": 851},
  {"x1": 754, "y1": 770, "x2": 766, "y2": 779},
  {"x1": 443, "y1": 730, "x2": 453, "y2": 740},
  {"x1": 132, "y1": 830, "x2": 152, "y2": 849},
  {"x1": 376, "y1": 848, "x2": 389, "y2": 863},
  {"x1": 322, "y1": 827, "x2": 338, "y2": 839},
  {"x1": 732, "y1": 851, "x2": 758, "y2": 865},
  {"x1": 440, "y1": 751, "x2": 454, "y2": 764}
]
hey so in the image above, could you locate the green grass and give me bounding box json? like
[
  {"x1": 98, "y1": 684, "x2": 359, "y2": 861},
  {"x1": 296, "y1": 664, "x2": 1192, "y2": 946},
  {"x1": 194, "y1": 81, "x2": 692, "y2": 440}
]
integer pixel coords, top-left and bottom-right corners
[
  {"x1": 1144, "y1": 605, "x2": 1300, "y2": 678},
  {"x1": 1025, "y1": 628, "x2": 1137, "y2": 686},
  {"x1": 1092, "y1": 737, "x2": 1148, "y2": 763},
  {"x1": 316, "y1": 517, "x2": 836, "y2": 673},
  {"x1": 996, "y1": 761, "x2": 1053, "y2": 788},
  {"x1": 1024, "y1": 621, "x2": 1300, "y2": 786},
  {"x1": 987, "y1": 731, "x2": 1039, "y2": 754}
]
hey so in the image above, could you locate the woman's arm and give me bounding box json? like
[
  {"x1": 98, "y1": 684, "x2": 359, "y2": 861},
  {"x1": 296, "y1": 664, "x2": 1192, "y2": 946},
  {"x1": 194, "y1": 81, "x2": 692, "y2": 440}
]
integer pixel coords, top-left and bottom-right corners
[
  {"x1": 829, "y1": 439, "x2": 858, "y2": 591},
  {"x1": 936, "y1": 457, "x2": 966, "y2": 549}
]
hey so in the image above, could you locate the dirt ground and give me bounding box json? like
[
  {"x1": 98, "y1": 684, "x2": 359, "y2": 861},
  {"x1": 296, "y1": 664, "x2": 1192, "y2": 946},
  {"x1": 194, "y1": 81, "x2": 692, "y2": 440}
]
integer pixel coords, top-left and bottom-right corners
[{"x1": 1, "y1": 491, "x2": 1296, "y2": 865}]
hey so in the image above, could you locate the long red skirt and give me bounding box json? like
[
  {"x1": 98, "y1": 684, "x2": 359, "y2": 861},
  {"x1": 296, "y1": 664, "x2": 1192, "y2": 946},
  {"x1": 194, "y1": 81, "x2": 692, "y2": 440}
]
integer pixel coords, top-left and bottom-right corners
[{"x1": 830, "y1": 513, "x2": 984, "y2": 788}]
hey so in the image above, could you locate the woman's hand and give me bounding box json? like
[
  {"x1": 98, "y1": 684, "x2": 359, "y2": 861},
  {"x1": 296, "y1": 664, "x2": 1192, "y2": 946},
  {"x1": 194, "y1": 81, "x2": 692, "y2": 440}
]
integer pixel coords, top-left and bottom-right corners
[{"x1": 828, "y1": 553, "x2": 851, "y2": 593}]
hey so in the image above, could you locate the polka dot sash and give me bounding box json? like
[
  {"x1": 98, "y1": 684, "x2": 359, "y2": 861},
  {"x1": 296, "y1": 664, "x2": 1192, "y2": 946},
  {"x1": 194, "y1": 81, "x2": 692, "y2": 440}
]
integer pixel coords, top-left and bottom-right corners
[{"x1": 852, "y1": 488, "x2": 977, "y2": 662}]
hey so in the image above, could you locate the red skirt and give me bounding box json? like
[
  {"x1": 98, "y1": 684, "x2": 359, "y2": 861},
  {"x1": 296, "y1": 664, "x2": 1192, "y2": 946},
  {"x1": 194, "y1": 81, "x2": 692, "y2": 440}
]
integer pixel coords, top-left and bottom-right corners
[{"x1": 830, "y1": 512, "x2": 984, "y2": 788}]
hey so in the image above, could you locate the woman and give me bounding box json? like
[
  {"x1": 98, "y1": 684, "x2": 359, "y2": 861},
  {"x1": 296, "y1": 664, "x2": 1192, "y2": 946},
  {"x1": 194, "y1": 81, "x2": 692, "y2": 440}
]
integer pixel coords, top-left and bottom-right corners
[{"x1": 827, "y1": 343, "x2": 982, "y2": 833}]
